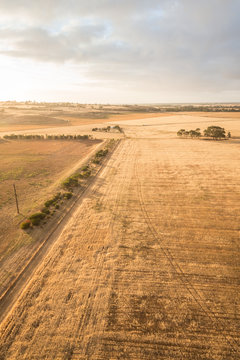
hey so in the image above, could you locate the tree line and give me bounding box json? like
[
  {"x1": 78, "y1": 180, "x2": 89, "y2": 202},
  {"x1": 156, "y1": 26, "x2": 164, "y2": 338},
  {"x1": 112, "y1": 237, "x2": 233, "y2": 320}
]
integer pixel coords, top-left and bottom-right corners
[
  {"x1": 2, "y1": 134, "x2": 91, "y2": 140},
  {"x1": 92, "y1": 125, "x2": 123, "y2": 133},
  {"x1": 177, "y1": 126, "x2": 231, "y2": 140}
]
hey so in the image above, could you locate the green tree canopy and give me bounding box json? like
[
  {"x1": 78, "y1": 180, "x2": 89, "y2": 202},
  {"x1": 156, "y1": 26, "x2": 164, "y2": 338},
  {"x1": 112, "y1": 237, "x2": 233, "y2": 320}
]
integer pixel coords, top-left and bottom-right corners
[
  {"x1": 177, "y1": 129, "x2": 186, "y2": 136},
  {"x1": 177, "y1": 128, "x2": 201, "y2": 138},
  {"x1": 203, "y1": 126, "x2": 226, "y2": 139}
]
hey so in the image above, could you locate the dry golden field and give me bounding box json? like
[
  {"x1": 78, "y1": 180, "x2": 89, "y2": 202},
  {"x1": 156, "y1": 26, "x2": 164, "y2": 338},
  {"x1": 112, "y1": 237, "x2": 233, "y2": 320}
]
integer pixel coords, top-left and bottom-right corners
[
  {"x1": 0, "y1": 138, "x2": 103, "y2": 298},
  {"x1": 0, "y1": 110, "x2": 240, "y2": 359},
  {"x1": 0, "y1": 102, "x2": 171, "y2": 133}
]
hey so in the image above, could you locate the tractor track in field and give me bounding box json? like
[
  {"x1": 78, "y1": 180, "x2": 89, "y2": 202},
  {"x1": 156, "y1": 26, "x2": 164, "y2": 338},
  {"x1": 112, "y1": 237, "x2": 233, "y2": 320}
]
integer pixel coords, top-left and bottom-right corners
[{"x1": 133, "y1": 144, "x2": 240, "y2": 356}]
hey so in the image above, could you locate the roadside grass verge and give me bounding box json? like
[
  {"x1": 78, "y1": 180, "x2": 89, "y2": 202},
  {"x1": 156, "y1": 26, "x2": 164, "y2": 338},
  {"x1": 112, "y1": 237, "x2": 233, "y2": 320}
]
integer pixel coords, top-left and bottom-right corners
[{"x1": 20, "y1": 139, "x2": 116, "y2": 230}]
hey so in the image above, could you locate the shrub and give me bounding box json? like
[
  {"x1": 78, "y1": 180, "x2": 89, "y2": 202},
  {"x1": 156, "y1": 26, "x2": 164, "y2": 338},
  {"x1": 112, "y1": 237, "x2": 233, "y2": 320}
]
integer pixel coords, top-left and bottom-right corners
[
  {"x1": 92, "y1": 148, "x2": 108, "y2": 164},
  {"x1": 62, "y1": 176, "x2": 79, "y2": 189},
  {"x1": 79, "y1": 170, "x2": 91, "y2": 178},
  {"x1": 29, "y1": 212, "x2": 46, "y2": 220},
  {"x1": 29, "y1": 212, "x2": 46, "y2": 226},
  {"x1": 81, "y1": 165, "x2": 89, "y2": 171},
  {"x1": 92, "y1": 158, "x2": 100, "y2": 164},
  {"x1": 31, "y1": 218, "x2": 41, "y2": 226},
  {"x1": 41, "y1": 207, "x2": 50, "y2": 214},
  {"x1": 45, "y1": 199, "x2": 54, "y2": 207},
  {"x1": 20, "y1": 219, "x2": 31, "y2": 229},
  {"x1": 95, "y1": 149, "x2": 108, "y2": 158},
  {"x1": 44, "y1": 193, "x2": 62, "y2": 207},
  {"x1": 70, "y1": 173, "x2": 80, "y2": 180},
  {"x1": 53, "y1": 192, "x2": 62, "y2": 201},
  {"x1": 64, "y1": 192, "x2": 73, "y2": 199}
]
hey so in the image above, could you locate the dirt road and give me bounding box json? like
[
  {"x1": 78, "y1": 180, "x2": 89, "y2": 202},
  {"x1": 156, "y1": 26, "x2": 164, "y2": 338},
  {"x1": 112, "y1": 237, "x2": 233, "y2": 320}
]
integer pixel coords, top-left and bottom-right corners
[{"x1": 0, "y1": 122, "x2": 240, "y2": 359}]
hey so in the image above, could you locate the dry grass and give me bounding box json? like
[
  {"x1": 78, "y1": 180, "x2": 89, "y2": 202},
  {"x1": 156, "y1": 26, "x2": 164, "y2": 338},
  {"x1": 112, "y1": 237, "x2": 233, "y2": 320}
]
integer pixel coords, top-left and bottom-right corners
[
  {"x1": 0, "y1": 138, "x2": 102, "y2": 295},
  {"x1": 0, "y1": 113, "x2": 240, "y2": 359}
]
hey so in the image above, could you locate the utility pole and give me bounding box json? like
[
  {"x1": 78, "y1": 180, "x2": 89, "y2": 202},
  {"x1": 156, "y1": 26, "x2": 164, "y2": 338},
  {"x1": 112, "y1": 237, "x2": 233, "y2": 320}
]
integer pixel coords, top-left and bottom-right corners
[{"x1": 13, "y1": 184, "x2": 19, "y2": 214}]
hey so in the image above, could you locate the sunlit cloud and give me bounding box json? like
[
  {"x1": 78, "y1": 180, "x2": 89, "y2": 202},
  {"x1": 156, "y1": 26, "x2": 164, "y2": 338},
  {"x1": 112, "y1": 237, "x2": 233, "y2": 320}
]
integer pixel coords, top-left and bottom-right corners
[{"x1": 0, "y1": 0, "x2": 239, "y2": 103}]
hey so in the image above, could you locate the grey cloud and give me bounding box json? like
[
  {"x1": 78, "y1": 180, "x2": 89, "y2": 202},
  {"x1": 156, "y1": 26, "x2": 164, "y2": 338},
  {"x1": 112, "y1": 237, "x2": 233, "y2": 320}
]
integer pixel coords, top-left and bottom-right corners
[
  {"x1": 0, "y1": 0, "x2": 169, "y2": 26},
  {"x1": 0, "y1": 0, "x2": 239, "y2": 98},
  {"x1": 0, "y1": 23, "x2": 110, "y2": 62}
]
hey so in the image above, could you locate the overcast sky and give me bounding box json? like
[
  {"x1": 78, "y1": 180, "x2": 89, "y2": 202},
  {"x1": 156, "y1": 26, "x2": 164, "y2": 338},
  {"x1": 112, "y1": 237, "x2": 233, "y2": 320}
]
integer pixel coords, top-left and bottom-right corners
[{"x1": 0, "y1": 0, "x2": 239, "y2": 103}]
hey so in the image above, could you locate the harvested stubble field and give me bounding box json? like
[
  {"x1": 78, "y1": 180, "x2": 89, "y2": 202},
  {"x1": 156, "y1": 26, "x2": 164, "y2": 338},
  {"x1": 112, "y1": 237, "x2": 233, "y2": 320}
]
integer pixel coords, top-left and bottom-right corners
[
  {"x1": 0, "y1": 113, "x2": 240, "y2": 359},
  {"x1": 0, "y1": 138, "x2": 102, "y2": 297}
]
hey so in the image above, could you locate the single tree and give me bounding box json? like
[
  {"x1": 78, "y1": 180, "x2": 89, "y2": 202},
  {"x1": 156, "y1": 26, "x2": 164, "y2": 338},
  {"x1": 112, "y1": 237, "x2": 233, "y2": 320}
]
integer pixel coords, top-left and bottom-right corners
[
  {"x1": 177, "y1": 129, "x2": 186, "y2": 136},
  {"x1": 203, "y1": 126, "x2": 226, "y2": 140},
  {"x1": 189, "y1": 128, "x2": 201, "y2": 138}
]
